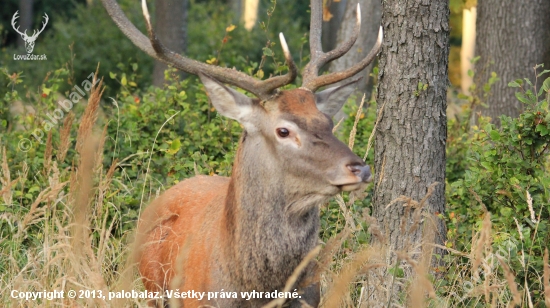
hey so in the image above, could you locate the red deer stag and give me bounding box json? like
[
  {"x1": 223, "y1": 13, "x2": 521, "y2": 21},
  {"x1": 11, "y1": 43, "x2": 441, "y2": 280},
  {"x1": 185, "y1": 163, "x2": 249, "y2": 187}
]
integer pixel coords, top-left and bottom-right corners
[{"x1": 101, "y1": 0, "x2": 381, "y2": 306}]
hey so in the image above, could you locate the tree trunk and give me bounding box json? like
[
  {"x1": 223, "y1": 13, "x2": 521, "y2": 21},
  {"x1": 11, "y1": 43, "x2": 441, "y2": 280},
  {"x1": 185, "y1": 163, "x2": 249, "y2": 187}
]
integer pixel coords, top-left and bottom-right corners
[
  {"x1": 17, "y1": 0, "x2": 34, "y2": 51},
  {"x1": 370, "y1": 0, "x2": 448, "y2": 303},
  {"x1": 460, "y1": 7, "x2": 476, "y2": 95},
  {"x1": 231, "y1": 0, "x2": 243, "y2": 23},
  {"x1": 321, "y1": 0, "x2": 347, "y2": 54},
  {"x1": 328, "y1": 0, "x2": 381, "y2": 103},
  {"x1": 475, "y1": 0, "x2": 550, "y2": 126},
  {"x1": 243, "y1": 0, "x2": 259, "y2": 30},
  {"x1": 152, "y1": 0, "x2": 187, "y2": 87}
]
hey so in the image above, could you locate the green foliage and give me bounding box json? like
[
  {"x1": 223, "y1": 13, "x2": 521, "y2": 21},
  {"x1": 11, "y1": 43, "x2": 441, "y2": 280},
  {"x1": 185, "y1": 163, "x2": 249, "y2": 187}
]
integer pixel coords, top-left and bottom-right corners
[
  {"x1": 106, "y1": 67, "x2": 242, "y2": 187},
  {"x1": 1, "y1": 0, "x2": 309, "y2": 99},
  {"x1": 445, "y1": 66, "x2": 550, "y2": 305}
]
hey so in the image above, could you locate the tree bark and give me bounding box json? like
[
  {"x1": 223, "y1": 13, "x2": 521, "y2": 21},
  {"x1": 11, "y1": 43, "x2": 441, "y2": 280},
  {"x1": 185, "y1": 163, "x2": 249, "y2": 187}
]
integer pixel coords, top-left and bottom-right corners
[
  {"x1": 17, "y1": 0, "x2": 34, "y2": 51},
  {"x1": 328, "y1": 0, "x2": 382, "y2": 103},
  {"x1": 475, "y1": 0, "x2": 550, "y2": 126},
  {"x1": 152, "y1": 0, "x2": 187, "y2": 87},
  {"x1": 370, "y1": 0, "x2": 448, "y2": 303},
  {"x1": 321, "y1": 0, "x2": 347, "y2": 54}
]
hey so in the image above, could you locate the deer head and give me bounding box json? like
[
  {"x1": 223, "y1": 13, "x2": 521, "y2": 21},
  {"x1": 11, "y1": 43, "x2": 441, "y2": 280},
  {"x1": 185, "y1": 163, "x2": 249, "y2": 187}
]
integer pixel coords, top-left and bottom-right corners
[{"x1": 11, "y1": 11, "x2": 49, "y2": 54}]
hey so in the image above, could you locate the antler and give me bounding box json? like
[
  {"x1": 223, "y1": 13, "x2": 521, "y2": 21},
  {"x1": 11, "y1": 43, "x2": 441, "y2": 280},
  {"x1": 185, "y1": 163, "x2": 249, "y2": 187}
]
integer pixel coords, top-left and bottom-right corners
[
  {"x1": 11, "y1": 11, "x2": 27, "y2": 38},
  {"x1": 302, "y1": 2, "x2": 383, "y2": 92},
  {"x1": 30, "y1": 13, "x2": 49, "y2": 39},
  {"x1": 101, "y1": 0, "x2": 297, "y2": 100}
]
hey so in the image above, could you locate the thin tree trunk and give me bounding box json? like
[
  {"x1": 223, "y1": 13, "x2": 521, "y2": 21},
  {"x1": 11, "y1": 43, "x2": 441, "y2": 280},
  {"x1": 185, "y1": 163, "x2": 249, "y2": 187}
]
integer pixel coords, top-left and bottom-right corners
[
  {"x1": 231, "y1": 0, "x2": 243, "y2": 23},
  {"x1": 243, "y1": 0, "x2": 259, "y2": 30},
  {"x1": 328, "y1": 0, "x2": 381, "y2": 103},
  {"x1": 152, "y1": 0, "x2": 187, "y2": 87},
  {"x1": 475, "y1": 0, "x2": 550, "y2": 126},
  {"x1": 17, "y1": 0, "x2": 34, "y2": 51},
  {"x1": 460, "y1": 7, "x2": 476, "y2": 95},
  {"x1": 321, "y1": 0, "x2": 347, "y2": 53},
  {"x1": 370, "y1": 0, "x2": 448, "y2": 304}
]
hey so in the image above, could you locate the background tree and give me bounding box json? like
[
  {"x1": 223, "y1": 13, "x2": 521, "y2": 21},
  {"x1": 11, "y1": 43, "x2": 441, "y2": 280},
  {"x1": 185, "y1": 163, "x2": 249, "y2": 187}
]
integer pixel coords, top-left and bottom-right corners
[
  {"x1": 475, "y1": 0, "x2": 550, "y2": 125},
  {"x1": 16, "y1": 0, "x2": 34, "y2": 50},
  {"x1": 242, "y1": 0, "x2": 259, "y2": 30},
  {"x1": 329, "y1": 0, "x2": 382, "y2": 100},
  {"x1": 320, "y1": 0, "x2": 346, "y2": 53},
  {"x1": 328, "y1": 0, "x2": 381, "y2": 103},
  {"x1": 152, "y1": 0, "x2": 187, "y2": 86},
  {"x1": 372, "y1": 0, "x2": 449, "y2": 291}
]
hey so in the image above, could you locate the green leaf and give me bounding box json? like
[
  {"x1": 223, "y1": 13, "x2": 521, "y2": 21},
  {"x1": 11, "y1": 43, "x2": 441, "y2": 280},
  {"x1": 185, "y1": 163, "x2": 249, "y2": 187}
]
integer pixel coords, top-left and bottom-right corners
[
  {"x1": 480, "y1": 161, "x2": 493, "y2": 170},
  {"x1": 508, "y1": 81, "x2": 521, "y2": 88},
  {"x1": 537, "y1": 69, "x2": 550, "y2": 78},
  {"x1": 166, "y1": 139, "x2": 182, "y2": 155},
  {"x1": 262, "y1": 47, "x2": 273, "y2": 57},
  {"x1": 489, "y1": 130, "x2": 500, "y2": 141},
  {"x1": 542, "y1": 77, "x2": 550, "y2": 92},
  {"x1": 515, "y1": 92, "x2": 530, "y2": 104},
  {"x1": 42, "y1": 86, "x2": 52, "y2": 95},
  {"x1": 536, "y1": 124, "x2": 548, "y2": 136},
  {"x1": 109, "y1": 72, "x2": 117, "y2": 79},
  {"x1": 121, "y1": 74, "x2": 127, "y2": 86},
  {"x1": 500, "y1": 207, "x2": 512, "y2": 217},
  {"x1": 388, "y1": 266, "x2": 404, "y2": 278}
]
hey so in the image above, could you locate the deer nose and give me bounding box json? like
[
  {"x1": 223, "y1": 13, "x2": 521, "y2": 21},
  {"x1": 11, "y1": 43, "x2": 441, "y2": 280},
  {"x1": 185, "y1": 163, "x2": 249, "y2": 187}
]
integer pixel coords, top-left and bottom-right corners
[{"x1": 347, "y1": 164, "x2": 372, "y2": 183}]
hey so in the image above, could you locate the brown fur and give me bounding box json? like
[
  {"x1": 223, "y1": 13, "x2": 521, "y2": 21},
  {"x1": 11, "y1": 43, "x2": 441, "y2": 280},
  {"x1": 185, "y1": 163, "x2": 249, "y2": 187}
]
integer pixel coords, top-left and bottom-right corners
[{"x1": 136, "y1": 86, "x2": 371, "y2": 307}]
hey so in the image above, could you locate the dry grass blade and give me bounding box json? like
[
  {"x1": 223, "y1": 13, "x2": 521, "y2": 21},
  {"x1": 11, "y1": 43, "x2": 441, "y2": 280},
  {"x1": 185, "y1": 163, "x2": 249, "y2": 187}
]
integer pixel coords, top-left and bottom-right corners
[
  {"x1": 497, "y1": 256, "x2": 521, "y2": 306},
  {"x1": 363, "y1": 100, "x2": 387, "y2": 161},
  {"x1": 544, "y1": 248, "x2": 550, "y2": 307},
  {"x1": 323, "y1": 244, "x2": 385, "y2": 308},
  {"x1": 332, "y1": 116, "x2": 345, "y2": 133},
  {"x1": 262, "y1": 246, "x2": 321, "y2": 308},
  {"x1": 348, "y1": 94, "x2": 366, "y2": 150},
  {"x1": 43, "y1": 131, "x2": 53, "y2": 174},
  {"x1": 19, "y1": 181, "x2": 67, "y2": 233},
  {"x1": 316, "y1": 228, "x2": 352, "y2": 281},
  {"x1": 335, "y1": 194, "x2": 357, "y2": 230},
  {"x1": 57, "y1": 112, "x2": 75, "y2": 162},
  {"x1": 76, "y1": 67, "x2": 104, "y2": 154},
  {"x1": 0, "y1": 147, "x2": 15, "y2": 205},
  {"x1": 471, "y1": 213, "x2": 491, "y2": 281}
]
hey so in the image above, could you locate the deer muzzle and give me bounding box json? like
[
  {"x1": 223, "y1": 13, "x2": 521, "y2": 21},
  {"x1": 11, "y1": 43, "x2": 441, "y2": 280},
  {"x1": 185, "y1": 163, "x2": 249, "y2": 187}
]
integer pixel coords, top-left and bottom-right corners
[{"x1": 348, "y1": 164, "x2": 372, "y2": 183}]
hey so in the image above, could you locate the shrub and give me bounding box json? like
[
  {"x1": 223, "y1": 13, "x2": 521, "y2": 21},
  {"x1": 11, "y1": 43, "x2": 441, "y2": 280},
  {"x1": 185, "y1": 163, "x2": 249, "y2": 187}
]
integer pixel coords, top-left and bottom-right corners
[{"x1": 445, "y1": 65, "x2": 550, "y2": 305}]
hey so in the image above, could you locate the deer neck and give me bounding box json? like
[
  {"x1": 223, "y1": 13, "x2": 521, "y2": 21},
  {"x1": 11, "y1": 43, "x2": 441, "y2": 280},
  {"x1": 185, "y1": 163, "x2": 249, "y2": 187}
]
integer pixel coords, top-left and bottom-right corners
[{"x1": 221, "y1": 131, "x2": 320, "y2": 289}]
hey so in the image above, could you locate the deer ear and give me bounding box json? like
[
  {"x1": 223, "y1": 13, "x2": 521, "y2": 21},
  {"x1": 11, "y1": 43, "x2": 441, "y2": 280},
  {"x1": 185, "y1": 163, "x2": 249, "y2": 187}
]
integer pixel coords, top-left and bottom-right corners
[
  {"x1": 199, "y1": 73, "x2": 255, "y2": 124},
  {"x1": 315, "y1": 78, "x2": 360, "y2": 117}
]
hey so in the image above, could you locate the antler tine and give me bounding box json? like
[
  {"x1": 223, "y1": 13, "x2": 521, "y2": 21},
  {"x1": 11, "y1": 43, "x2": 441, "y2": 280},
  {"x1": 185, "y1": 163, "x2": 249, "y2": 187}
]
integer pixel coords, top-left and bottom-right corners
[
  {"x1": 257, "y1": 33, "x2": 298, "y2": 95},
  {"x1": 305, "y1": 26, "x2": 382, "y2": 92},
  {"x1": 302, "y1": 2, "x2": 382, "y2": 92},
  {"x1": 101, "y1": 0, "x2": 296, "y2": 100},
  {"x1": 303, "y1": 3, "x2": 361, "y2": 89}
]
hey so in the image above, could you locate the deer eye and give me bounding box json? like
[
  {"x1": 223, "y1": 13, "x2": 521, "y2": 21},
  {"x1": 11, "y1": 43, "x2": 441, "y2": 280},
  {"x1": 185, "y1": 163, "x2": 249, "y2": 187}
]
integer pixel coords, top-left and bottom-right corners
[{"x1": 276, "y1": 128, "x2": 290, "y2": 138}]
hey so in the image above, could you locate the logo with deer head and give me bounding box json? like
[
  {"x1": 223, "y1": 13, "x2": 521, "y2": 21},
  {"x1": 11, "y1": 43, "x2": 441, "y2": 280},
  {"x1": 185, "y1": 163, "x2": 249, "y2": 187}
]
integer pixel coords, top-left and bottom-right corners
[{"x1": 11, "y1": 11, "x2": 49, "y2": 54}]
